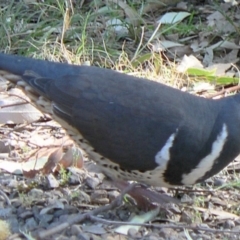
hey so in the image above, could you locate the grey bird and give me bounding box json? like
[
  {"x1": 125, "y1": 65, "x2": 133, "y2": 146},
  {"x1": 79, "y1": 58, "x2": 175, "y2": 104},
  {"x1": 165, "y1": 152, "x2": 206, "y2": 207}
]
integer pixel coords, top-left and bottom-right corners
[{"x1": 0, "y1": 53, "x2": 239, "y2": 187}]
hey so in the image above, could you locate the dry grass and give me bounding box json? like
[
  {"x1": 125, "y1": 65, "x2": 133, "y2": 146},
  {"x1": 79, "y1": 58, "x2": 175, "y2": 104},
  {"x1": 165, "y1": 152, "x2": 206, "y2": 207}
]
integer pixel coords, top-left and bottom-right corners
[{"x1": 0, "y1": 0, "x2": 188, "y2": 87}]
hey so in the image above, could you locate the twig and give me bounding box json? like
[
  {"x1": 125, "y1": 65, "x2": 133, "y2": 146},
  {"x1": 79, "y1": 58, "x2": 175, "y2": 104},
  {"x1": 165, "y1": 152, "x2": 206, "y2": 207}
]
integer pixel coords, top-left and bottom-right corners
[
  {"x1": 87, "y1": 215, "x2": 240, "y2": 234},
  {"x1": 0, "y1": 101, "x2": 28, "y2": 109},
  {"x1": 207, "y1": 85, "x2": 240, "y2": 99}
]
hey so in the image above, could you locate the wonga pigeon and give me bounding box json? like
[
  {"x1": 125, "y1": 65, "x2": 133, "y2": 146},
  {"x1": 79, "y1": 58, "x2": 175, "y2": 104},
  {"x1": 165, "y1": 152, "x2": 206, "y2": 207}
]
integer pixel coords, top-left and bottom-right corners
[{"x1": 0, "y1": 53, "x2": 239, "y2": 187}]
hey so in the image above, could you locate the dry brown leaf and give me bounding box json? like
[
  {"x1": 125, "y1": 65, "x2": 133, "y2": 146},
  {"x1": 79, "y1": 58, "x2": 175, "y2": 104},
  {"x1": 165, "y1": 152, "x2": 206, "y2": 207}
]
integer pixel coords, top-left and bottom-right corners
[
  {"x1": 22, "y1": 168, "x2": 40, "y2": 178},
  {"x1": 42, "y1": 148, "x2": 64, "y2": 174},
  {"x1": 58, "y1": 146, "x2": 83, "y2": 169}
]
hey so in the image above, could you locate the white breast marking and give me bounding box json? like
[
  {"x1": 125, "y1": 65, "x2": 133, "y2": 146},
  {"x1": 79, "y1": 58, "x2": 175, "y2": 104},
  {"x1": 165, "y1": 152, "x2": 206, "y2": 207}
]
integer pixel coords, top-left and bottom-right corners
[
  {"x1": 181, "y1": 124, "x2": 228, "y2": 185},
  {"x1": 155, "y1": 130, "x2": 177, "y2": 173}
]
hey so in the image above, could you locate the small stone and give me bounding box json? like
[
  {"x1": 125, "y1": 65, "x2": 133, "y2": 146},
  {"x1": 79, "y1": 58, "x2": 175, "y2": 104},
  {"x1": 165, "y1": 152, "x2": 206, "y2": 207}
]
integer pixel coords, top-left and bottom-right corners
[
  {"x1": 198, "y1": 223, "x2": 210, "y2": 229},
  {"x1": 159, "y1": 228, "x2": 178, "y2": 238},
  {"x1": 91, "y1": 190, "x2": 109, "y2": 204},
  {"x1": 39, "y1": 214, "x2": 53, "y2": 225},
  {"x1": 71, "y1": 190, "x2": 90, "y2": 203},
  {"x1": 148, "y1": 235, "x2": 160, "y2": 240},
  {"x1": 71, "y1": 225, "x2": 82, "y2": 235},
  {"x1": 58, "y1": 214, "x2": 71, "y2": 222},
  {"x1": 168, "y1": 203, "x2": 181, "y2": 214},
  {"x1": 86, "y1": 177, "x2": 101, "y2": 189},
  {"x1": 180, "y1": 211, "x2": 193, "y2": 224},
  {"x1": 19, "y1": 210, "x2": 33, "y2": 219},
  {"x1": 75, "y1": 232, "x2": 91, "y2": 240},
  {"x1": 128, "y1": 228, "x2": 138, "y2": 237},
  {"x1": 224, "y1": 219, "x2": 235, "y2": 229},
  {"x1": 181, "y1": 194, "x2": 193, "y2": 203},
  {"x1": 69, "y1": 174, "x2": 81, "y2": 184},
  {"x1": 32, "y1": 205, "x2": 40, "y2": 220},
  {"x1": 8, "y1": 217, "x2": 19, "y2": 233},
  {"x1": 108, "y1": 190, "x2": 119, "y2": 201},
  {"x1": 24, "y1": 217, "x2": 38, "y2": 230},
  {"x1": 0, "y1": 208, "x2": 12, "y2": 218},
  {"x1": 28, "y1": 188, "x2": 44, "y2": 198},
  {"x1": 95, "y1": 173, "x2": 105, "y2": 181},
  {"x1": 214, "y1": 178, "x2": 226, "y2": 186}
]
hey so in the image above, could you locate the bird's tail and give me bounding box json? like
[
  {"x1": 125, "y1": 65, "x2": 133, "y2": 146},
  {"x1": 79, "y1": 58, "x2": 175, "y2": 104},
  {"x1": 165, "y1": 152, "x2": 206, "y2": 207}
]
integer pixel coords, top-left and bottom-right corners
[
  {"x1": 0, "y1": 53, "x2": 84, "y2": 79},
  {"x1": 21, "y1": 71, "x2": 53, "y2": 99}
]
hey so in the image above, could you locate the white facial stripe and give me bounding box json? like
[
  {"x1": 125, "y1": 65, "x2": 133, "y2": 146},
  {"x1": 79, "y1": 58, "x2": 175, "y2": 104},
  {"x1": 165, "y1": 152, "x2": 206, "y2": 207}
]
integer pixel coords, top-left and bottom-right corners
[
  {"x1": 155, "y1": 131, "x2": 177, "y2": 172},
  {"x1": 181, "y1": 124, "x2": 228, "y2": 185}
]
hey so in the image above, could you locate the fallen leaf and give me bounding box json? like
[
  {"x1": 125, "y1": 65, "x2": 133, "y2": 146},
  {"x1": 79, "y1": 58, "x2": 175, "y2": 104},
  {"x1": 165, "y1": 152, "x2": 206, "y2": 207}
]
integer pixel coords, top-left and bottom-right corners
[
  {"x1": 42, "y1": 148, "x2": 64, "y2": 174},
  {"x1": 115, "y1": 208, "x2": 160, "y2": 235},
  {"x1": 158, "y1": 12, "x2": 191, "y2": 24}
]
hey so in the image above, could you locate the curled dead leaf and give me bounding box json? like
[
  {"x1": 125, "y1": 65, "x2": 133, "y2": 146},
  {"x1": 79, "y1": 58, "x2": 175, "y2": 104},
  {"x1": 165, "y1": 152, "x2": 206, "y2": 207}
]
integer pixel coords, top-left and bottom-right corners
[
  {"x1": 57, "y1": 146, "x2": 83, "y2": 170},
  {"x1": 42, "y1": 148, "x2": 64, "y2": 174}
]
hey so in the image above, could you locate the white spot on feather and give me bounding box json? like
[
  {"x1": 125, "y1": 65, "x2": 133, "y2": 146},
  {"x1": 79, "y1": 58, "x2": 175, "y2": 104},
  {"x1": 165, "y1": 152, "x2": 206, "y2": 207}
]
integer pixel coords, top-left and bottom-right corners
[{"x1": 181, "y1": 124, "x2": 228, "y2": 185}]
